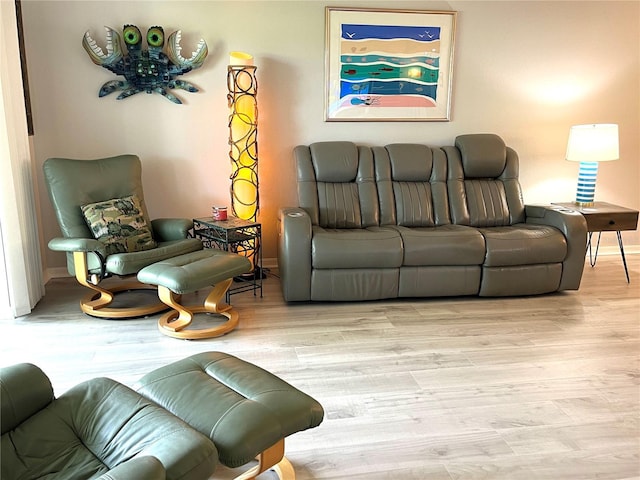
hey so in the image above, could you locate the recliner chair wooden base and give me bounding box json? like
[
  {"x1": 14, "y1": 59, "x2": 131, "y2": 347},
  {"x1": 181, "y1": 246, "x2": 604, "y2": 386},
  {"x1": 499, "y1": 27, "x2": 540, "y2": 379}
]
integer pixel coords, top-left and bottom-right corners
[{"x1": 74, "y1": 251, "x2": 168, "y2": 319}]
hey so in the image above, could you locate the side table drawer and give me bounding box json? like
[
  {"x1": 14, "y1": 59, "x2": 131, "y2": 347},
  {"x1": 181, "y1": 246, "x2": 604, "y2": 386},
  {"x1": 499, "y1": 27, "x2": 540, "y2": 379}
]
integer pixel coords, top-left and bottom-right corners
[{"x1": 584, "y1": 211, "x2": 639, "y2": 232}]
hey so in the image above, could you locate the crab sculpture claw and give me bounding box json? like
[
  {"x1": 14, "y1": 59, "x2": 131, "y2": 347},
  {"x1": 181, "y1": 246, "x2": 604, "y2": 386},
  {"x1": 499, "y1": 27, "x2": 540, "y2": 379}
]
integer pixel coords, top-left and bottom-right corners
[
  {"x1": 82, "y1": 27, "x2": 123, "y2": 68},
  {"x1": 167, "y1": 30, "x2": 208, "y2": 69}
]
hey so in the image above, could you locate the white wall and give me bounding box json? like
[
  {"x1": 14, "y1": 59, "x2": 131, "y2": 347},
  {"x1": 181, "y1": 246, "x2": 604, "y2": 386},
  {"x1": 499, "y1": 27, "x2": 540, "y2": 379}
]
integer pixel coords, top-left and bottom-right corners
[{"x1": 20, "y1": 0, "x2": 639, "y2": 272}]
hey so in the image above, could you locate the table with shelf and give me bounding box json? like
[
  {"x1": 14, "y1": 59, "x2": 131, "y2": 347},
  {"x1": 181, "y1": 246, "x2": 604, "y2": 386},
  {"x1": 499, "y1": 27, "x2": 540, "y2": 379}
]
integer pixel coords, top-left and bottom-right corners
[
  {"x1": 192, "y1": 216, "x2": 263, "y2": 298},
  {"x1": 553, "y1": 202, "x2": 639, "y2": 282}
]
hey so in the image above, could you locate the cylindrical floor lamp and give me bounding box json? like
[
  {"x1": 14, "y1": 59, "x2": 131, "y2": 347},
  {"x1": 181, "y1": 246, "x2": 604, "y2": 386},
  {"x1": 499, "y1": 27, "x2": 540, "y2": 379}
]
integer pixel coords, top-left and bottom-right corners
[
  {"x1": 228, "y1": 52, "x2": 260, "y2": 276},
  {"x1": 227, "y1": 52, "x2": 258, "y2": 222}
]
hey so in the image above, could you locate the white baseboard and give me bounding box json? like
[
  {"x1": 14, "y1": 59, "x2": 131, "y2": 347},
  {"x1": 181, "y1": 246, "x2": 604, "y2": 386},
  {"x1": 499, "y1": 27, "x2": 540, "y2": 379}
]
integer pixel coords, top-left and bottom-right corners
[
  {"x1": 45, "y1": 267, "x2": 71, "y2": 282},
  {"x1": 263, "y1": 257, "x2": 278, "y2": 269}
]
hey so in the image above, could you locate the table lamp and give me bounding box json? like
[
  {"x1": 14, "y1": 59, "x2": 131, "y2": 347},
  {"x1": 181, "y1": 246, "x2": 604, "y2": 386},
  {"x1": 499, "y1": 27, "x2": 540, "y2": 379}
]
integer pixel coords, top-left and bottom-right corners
[{"x1": 565, "y1": 123, "x2": 619, "y2": 205}]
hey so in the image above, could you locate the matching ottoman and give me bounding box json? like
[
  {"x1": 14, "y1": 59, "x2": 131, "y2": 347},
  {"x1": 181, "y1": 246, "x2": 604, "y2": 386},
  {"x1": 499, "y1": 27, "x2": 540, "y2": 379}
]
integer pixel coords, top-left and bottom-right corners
[
  {"x1": 136, "y1": 352, "x2": 325, "y2": 480},
  {"x1": 138, "y1": 250, "x2": 252, "y2": 339}
]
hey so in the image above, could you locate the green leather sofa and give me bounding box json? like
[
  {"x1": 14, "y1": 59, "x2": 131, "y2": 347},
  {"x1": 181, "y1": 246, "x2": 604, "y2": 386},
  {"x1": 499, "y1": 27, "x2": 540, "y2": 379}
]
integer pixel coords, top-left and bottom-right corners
[
  {"x1": 1, "y1": 363, "x2": 217, "y2": 480},
  {"x1": 278, "y1": 134, "x2": 588, "y2": 301}
]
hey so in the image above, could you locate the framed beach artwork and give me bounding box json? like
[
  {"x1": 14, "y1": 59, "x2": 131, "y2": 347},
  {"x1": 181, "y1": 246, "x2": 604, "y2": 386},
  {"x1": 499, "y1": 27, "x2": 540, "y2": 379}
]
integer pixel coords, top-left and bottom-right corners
[{"x1": 325, "y1": 7, "x2": 457, "y2": 122}]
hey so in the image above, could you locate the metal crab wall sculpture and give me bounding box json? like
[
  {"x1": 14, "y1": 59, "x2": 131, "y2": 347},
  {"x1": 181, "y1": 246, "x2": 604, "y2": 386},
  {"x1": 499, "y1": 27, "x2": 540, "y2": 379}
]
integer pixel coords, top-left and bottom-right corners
[{"x1": 82, "y1": 25, "x2": 208, "y2": 104}]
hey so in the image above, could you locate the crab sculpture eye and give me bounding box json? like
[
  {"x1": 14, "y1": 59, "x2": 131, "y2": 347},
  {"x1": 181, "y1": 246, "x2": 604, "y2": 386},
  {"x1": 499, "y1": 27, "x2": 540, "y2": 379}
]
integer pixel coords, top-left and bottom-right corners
[
  {"x1": 123, "y1": 25, "x2": 141, "y2": 46},
  {"x1": 147, "y1": 27, "x2": 164, "y2": 47}
]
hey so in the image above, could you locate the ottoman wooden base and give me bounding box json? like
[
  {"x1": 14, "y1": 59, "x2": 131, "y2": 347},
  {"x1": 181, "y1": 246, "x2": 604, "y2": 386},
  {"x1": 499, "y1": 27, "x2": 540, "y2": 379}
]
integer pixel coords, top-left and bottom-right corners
[
  {"x1": 233, "y1": 438, "x2": 292, "y2": 480},
  {"x1": 138, "y1": 250, "x2": 251, "y2": 340},
  {"x1": 157, "y1": 279, "x2": 238, "y2": 339}
]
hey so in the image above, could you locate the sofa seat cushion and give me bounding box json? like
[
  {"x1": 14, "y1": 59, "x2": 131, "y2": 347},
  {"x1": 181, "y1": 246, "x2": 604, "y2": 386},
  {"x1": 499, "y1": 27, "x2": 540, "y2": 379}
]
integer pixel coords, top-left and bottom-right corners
[
  {"x1": 392, "y1": 225, "x2": 485, "y2": 266},
  {"x1": 105, "y1": 238, "x2": 203, "y2": 275},
  {"x1": 480, "y1": 224, "x2": 567, "y2": 267},
  {"x1": 312, "y1": 226, "x2": 403, "y2": 269}
]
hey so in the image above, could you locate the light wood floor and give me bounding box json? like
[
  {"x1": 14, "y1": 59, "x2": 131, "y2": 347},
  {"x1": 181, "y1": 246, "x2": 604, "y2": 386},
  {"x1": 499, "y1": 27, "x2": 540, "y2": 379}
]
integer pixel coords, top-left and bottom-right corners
[{"x1": 2, "y1": 254, "x2": 639, "y2": 480}]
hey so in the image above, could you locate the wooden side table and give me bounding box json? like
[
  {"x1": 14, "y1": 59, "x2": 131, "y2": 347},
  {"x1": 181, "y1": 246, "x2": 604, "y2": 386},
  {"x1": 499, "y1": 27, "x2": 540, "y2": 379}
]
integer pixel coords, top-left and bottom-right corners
[{"x1": 554, "y1": 202, "x2": 639, "y2": 282}]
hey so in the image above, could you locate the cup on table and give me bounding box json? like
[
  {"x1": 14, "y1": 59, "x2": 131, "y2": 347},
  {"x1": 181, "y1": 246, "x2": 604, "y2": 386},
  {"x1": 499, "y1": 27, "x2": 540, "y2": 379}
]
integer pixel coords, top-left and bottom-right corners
[{"x1": 212, "y1": 206, "x2": 228, "y2": 221}]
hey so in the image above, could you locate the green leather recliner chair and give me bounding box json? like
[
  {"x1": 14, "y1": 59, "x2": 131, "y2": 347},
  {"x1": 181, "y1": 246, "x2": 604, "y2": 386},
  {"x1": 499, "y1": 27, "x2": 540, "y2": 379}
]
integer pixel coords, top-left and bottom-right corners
[
  {"x1": 43, "y1": 154, "x2": 203, "y2": 319},
  {"x1": 1, "y1": 354, "x2": 325, "y2": 480},
  {"x1": 0, "y1": 363, "x2": 218, "y2": 480}
]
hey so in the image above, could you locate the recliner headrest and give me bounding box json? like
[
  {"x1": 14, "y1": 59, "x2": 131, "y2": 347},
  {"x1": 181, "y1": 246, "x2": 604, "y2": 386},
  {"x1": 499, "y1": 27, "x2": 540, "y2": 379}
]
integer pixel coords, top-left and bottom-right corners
[
  {"x1": 1, "y1": 363, "x2": 54, "y2": 434},
  {"x1": 455, "y1": 134, "x2": 507, "y2": 178},
  {"x1": 385, "y1": 144, "x2": 433, "y2": 181},
  {"x1": 309, "y1": 142, "x2": 358, "y2": 182}
]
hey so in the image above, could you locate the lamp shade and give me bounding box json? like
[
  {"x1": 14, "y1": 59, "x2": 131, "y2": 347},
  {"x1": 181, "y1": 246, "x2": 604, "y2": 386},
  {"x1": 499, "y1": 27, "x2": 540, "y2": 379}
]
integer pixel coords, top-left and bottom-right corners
[
  {"x1": 229, "y1": 51, "x2": 253, "y2": 66},
  {"x1": 565, "y1": 123, "x2": 619, "y2": 205},
  {"x1": 565, "y1": 124, "x2": 619, "y2": 162}
]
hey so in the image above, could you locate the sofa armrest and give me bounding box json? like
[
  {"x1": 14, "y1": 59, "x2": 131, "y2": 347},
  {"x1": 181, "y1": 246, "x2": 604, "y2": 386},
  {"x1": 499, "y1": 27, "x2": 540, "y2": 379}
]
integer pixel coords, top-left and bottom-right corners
[
  {"x1": 278, "y1": 207, "x2": 312, "y2": 301},
  {"x1": 96, "y1": 456, "x2": 166, "y2": 480},
  {"x1": 1, "y1": 363, "x2": 54, "y2": 434},
  {"x1": 151, "y1": 218, "x2": 193, "y2": 241},
  {"x1": 525, "y1": 204, "x2": 588, "y2": 290}
]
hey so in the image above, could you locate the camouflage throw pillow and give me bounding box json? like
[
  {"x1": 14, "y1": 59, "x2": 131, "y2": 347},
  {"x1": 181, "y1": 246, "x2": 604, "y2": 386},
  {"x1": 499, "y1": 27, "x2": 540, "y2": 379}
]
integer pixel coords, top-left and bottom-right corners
[{"x1": 81, "y1": 195, "x2": 157, "y2": 255}]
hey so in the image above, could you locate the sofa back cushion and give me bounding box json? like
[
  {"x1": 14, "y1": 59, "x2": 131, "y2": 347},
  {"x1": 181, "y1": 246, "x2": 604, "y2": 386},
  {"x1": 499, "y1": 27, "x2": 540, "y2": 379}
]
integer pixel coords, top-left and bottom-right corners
[
  {"x1": 444, "y1": 134, "x2": 525, "y2": 227},
  {"x1": 295, "y1": 142, "x2": 379, "y2": 228},
  {"x1": 374, "y1": 144, "x2": 450, "y2": 227}
]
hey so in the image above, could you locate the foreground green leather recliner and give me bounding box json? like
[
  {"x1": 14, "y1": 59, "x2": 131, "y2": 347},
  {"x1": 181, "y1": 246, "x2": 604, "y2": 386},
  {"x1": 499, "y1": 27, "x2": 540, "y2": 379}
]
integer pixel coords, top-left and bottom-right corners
[
  {"x1": 43, "y1": 155, "x2": 203, "y2": 319},
  {"x1": 1, "y1": 353, "x2": 325, "y2": 480},
  {"x1": 0, "y1": 363, "x2": 218, "y2": 480}
]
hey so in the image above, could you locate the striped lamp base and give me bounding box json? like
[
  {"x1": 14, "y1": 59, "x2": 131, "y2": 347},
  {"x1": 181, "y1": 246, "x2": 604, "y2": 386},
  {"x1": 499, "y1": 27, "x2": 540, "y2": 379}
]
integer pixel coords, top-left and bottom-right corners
[{"x1": 575, "y1": 161, "x2": 599, "y2": 205}]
